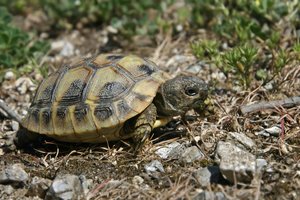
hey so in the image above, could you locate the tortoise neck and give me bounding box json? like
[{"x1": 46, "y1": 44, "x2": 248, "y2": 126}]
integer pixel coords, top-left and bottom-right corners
[{"x1": 153, "y1": 86, "x2": 181, "y2": 117}]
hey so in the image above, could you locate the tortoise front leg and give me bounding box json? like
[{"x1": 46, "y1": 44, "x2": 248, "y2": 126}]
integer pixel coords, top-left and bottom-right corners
[{"x1": 129, "y1": 103, "x2": 157, "y2": 153}]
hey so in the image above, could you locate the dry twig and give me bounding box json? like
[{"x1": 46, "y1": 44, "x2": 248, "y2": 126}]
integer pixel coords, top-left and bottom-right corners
[
  {"x1": 0, "y1": 99, "x2": 22, "y2": 123},
  {"x1": 240, "y1": 96, "x2": 300, "y2": 115}
]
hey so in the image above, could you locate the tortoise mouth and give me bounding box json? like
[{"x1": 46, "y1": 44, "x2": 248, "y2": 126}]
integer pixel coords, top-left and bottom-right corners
[{"x1": 192, "y1": 99, "x2": 205, "y2": 108}]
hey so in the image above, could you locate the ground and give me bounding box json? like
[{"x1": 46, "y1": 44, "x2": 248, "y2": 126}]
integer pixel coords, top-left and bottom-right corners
[{"x1": 0, "y1": 6, "x2": 300, "y2": 200}]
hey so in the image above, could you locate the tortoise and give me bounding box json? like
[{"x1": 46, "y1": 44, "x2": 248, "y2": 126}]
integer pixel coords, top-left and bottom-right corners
[{"x1": 13, "y1": 54, "x2": 208, "y2": 151}]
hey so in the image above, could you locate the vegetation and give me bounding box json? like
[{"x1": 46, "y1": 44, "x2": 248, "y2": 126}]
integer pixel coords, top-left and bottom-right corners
[
  {"x1": 0, "y1": 7, "x2": 49, "y2": 78},
  {"x1": 0, "y1": 0, "x2": 299, "y2": 87}
]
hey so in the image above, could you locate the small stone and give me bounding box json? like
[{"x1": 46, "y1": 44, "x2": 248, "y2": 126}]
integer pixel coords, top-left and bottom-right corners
[
  {"x1": 11, "y1": 121, "x2": 20, "y2": 132},
  {"x1": 193, "y1": 166, "x2": 225, "y2": 187},
  {"x1": 186, "y1": 61, "x2": 206, "y2": 74},
  {"x1": 1, "y1": 185, "x2": 14, "y2": 195},
  {"x1": 4, "y1": 71, "x2": 15, "y2": 80},
  {"x1": 255, "y1": 126, "x2": 281, "y2": 137},
  {"x1": 181, "y1": 146, "x2": 205, "y2": 163},
  {"x1": 15, "y1": 77, "x2": 36, "y2": 94},
  {"x1": 60, "y1": 42, "x2": 74, "y2": 57},
  {"x1": 106, "y1": 25, "x2": 118, "y2": 33},
  {"x1": 51, "y1": 40, "x2": 75, "y2": 57},
  {"x1": 26, "y1": 176, "x2": 52, "y2": 198},
  {"x1": 45, "y1": 174, "x2": 84, "y2": 200},
  {"x1": 0, "y1": 164, "x2": 29, "y2": 186},
  {"x1": 144, "y1": 160, "x2": 165, "y2": 174},
  {"x1": 229, "y1": 132, "x2": 256, "y2": 149},
  {"x1": 215, "y1": 141, "x2": 256, "y2": 183},
  {"x1": 176, "y1": 24, "x2": 183, "y2": 32},
  {"x1": 132, "y1": 176, "x2": 144, "y2": 186},
  {"x1": 155, "y1": 142, "x2": 181, "y2": 159}
]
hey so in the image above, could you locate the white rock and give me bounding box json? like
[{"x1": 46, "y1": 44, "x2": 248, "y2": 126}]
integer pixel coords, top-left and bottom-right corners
[
  {"x1": 144, "y1": 160, "x2": 165, "y2": 174},
  {"x1": 107, "y1": 25, "x2": 118, "y2": 34},
  {"x1": 15, "y1": 77, "x2": 36, "y2": 94},
  {"x1": 255, "y1": 125, "x2": 281, "y2": 137},
  {"x1": 229, "y1": 132, "x2": 256, "y2": 149},
  {"x1": 0, "y1": 164, "x2": 29, "y2": 185},
  {"x1": 4, "y1": 71, "x2": 15, "y2": 80},
  {"x1": 51, "y1": 40, "x2": 75, "y2": 57},
  {"x1": 155, "y1": 142, "x2": 182, "y2": 159},
  {"x1": 215, "y1": 141, "x2": 256, "y2": 183},
  {"x1": 181, "y1": 146, "x2": 205, "y2": 163},
  {"x1": 45, "y1": 174, "x2": 84, "y2": 200},
  {"x1": 132, "y1": 176, "x2": 144, "y2": 186}
]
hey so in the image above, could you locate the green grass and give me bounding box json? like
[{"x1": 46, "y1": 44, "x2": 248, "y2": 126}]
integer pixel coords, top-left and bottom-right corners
[{"x1": 0, "y1": 7, "x2": 49, "y2": 79}]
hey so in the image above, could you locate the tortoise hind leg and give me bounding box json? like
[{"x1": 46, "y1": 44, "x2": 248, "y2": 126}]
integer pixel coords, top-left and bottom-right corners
[{"x1": 125, "y1": 103, "x2": 157, "y2": 153}]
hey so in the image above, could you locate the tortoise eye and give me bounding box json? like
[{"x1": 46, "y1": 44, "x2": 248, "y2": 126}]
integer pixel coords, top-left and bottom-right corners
[{"x1": 185, "y1": 87, "x2": 198, "y2": 96}]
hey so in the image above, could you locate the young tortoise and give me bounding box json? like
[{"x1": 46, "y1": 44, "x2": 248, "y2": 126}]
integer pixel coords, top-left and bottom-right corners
[{"x1": 18, "y1": 54, "x2": 208, "y2": 151}]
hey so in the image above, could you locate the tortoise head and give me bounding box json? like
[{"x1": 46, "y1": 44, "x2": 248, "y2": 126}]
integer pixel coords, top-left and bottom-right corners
[{"x1": 154, "y1": 75, "x2": 208, "y2": 116}]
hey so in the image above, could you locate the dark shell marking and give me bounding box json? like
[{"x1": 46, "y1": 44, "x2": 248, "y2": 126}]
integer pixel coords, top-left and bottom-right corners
[
  {"x1": 74, "y1": 104, "x2": 89, "y2": 121},
  {"x1": 107, "y1": 55, "x2": 124, "y2": 61},
  {"x1": 39, "y1": 85, "x2": 54, "y2": 103},
  {"x1": 61, "y1": 79, "x2": 86, "y2": 103},
  {"x1": 56, "y1": 107, "x2": 67, "y2": 119},
  {"x1": 42, "y1": 109, "x2": 51, "y2": 125},
  {"x1": 94, "y1": 106, "x2": 113, "y2": 121},
  {"x1": 117, "y1": 100, "x2": 132, "y2": 118},
  {"x1": 139, "y1": 64, "x2": 155, "y2": 76},
  {"x1": 99, "y1": 82, "x2": 127, "y2": 99}
]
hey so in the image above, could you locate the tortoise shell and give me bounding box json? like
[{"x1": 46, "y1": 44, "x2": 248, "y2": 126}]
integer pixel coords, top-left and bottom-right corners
[{"x1": 22, "y1": 54, "x2": 168, "y2": 143}]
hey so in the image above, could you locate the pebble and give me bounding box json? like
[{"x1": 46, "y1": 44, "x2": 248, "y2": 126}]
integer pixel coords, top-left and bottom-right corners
[
  {"x1": 26, "y1": 176, "x2": 52, "y2": 198},
  {"x1": 215, "y1": 141, "x2": 256, "y2": 183},
  {"x1": 155, "y1": 142, "x2": 186, "y2": 159},
  {"x1": 0, "y1": 185, "x2": 14, "y2": 195},
  {"x1": 255, "y1": 125, "x2": 281, "y2": 137},
  {"x1": 186, "y1": 61, "x2": 206, "y2": 74},
  {"x1": 45, "y1": 174, "x2": 84, "y2": 200},
  {"x1": 181, "y1": 146, "x2": 205, "y2": 163},
  {"x1": 51, "y1": 40, "x2": 75, "y2": 57},
  {"x1": 132, "y1": 176, "x2": 144, "y2": 186},
  {"x1": 11, "y1": 121, "x2": 20, "y2": 132},
  {"x1": 193, "y1": 166, "x2": 224, "y2": 187},
  {"x1": 144, "y1": 160, "x2": 165, "y2": 174},
  {"x1": 155, "y1": 142, "x2": 180, "y2": 159},
  {"x1": 4, "y1": 71, "x2": 15, "y2": 80},
  {"x1": 0, "y1": 164, "x2": 29, "y2": 186},
  {"x1": 15, "y1": 77, "x2": 36, "y2": 94},
  {"x1": 229, "y1": 132, "x2": 256, "y2": 149},
  {"x1": 106, "y1": 25, "x2": 118, "y2": 33}
]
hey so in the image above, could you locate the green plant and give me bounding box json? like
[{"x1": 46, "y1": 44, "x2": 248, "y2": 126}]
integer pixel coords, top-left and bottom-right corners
[
  {"x1": 36, "y1": 0, "x2": 176, "y2": 37},
  {"x1": 273, "y1": 50, "x2": 289, "y2": 74},
  {"x1": 0, "y1": 7, "x2": 50, "y2": 77},
  {"x1": 190, "y1": 40, "x2": 220, "y2": 60},
  {"x1": 187, "y1": 0, "x2": 292, "y2": 44},
  {"x1": 220, "y1": 44, "x2": 258, "y2": 88}
]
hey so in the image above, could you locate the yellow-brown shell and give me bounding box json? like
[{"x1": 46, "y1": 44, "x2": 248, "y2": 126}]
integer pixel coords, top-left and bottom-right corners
[{"x1": 22, "y1": 54, "x2": 168, "y2": 143}]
